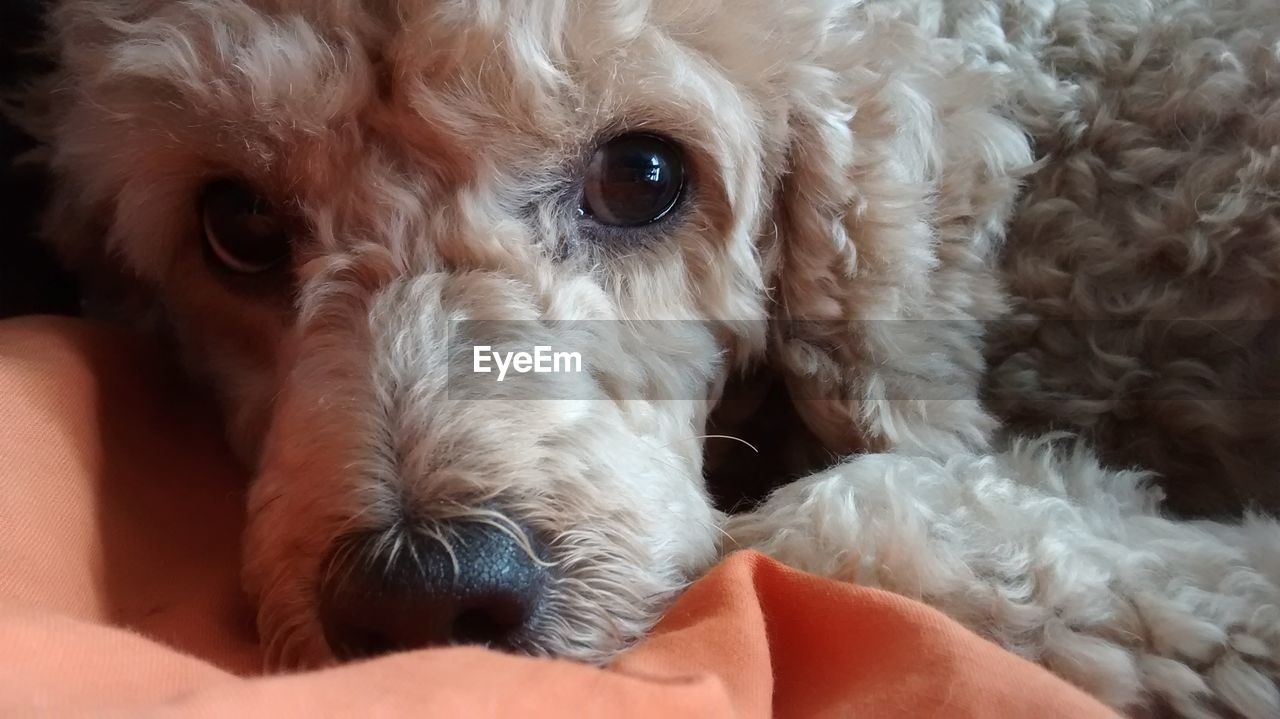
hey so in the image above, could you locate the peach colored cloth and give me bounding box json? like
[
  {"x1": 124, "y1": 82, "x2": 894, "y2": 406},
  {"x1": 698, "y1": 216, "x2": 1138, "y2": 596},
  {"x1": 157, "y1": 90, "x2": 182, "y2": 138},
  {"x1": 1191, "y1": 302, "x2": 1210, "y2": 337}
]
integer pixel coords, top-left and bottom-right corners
[{"x1": 0, "y1": 317, "x2": 1117, "y2": 717}]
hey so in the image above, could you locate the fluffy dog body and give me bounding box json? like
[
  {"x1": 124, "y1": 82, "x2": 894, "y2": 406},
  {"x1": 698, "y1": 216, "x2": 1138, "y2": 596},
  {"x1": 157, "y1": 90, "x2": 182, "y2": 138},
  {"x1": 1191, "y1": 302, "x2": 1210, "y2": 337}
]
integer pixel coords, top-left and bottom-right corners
[{"x1": 18, "y1": 0, "x2": 1280, "y2": 715}]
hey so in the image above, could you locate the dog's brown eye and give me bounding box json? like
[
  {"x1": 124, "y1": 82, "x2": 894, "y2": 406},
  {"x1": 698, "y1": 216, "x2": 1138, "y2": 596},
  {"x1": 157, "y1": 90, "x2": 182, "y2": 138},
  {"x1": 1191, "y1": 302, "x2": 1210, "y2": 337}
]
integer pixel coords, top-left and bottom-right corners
[
  {"x1": 581, "y1": 134, "x2": 685, "y2": 227},
  {"x1": 200, "y1": 179, "x2": 290, "y2": 274}
]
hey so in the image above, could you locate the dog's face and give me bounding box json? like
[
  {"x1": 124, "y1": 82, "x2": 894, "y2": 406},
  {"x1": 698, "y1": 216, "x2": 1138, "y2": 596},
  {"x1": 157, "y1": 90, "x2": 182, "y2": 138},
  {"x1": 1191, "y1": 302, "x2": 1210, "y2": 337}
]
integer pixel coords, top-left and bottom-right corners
[{"x1": 36, "y1": 0, "x2": 1023, "y2": 667}]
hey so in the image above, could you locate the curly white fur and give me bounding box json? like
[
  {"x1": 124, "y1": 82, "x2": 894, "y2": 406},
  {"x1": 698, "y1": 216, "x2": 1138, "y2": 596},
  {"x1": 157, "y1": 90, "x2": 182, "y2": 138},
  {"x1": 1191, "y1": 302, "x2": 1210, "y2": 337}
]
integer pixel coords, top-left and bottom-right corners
[
  {"x1": 727, "y1": 439, "x2": 1280, "y2": 716},
  {"x1": 15, "y1": 0, "x2": 1280, "y2": 715}
]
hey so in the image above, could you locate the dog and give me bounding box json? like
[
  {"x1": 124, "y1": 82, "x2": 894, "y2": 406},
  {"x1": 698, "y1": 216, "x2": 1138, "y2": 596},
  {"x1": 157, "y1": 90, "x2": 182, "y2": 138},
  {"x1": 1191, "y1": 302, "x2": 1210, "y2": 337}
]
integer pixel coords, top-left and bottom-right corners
[{"x1": 13, "y1": 0, "x2": 1280, "y2": 715}]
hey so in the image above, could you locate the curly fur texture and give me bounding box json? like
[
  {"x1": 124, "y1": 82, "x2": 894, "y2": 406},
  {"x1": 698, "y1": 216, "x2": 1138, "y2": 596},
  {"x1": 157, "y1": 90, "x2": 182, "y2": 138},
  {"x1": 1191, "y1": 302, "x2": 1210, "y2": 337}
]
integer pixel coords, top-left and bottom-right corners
[
  {"x1": 728, "y1": 439, "x2": 1280, "y2": 717},
  {"x1": 14, "y1": 0, "x2": 1280, "y2": 715}
]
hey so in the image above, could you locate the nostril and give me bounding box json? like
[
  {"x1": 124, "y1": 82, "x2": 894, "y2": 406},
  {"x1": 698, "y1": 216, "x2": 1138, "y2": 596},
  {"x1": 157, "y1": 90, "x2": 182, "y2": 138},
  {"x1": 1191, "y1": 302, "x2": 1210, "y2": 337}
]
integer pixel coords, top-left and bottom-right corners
[
  {"x1": 452, "y1": 598, "x2": 526, "y2": 647},
  {"x1": 319, "y1": 521, "x2": 548, "y2": 661}
]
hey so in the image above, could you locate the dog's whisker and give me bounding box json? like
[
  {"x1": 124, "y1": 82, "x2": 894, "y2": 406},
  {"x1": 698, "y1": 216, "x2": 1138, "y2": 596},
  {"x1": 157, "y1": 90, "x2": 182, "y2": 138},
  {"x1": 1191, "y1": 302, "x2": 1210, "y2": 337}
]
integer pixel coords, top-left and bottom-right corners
[
  {"x1": 710, "y1": 522, "x2": 740, "y2": 549},
  {"x1": 663, "y1": 434, "x2": 760, "y2": 453}
]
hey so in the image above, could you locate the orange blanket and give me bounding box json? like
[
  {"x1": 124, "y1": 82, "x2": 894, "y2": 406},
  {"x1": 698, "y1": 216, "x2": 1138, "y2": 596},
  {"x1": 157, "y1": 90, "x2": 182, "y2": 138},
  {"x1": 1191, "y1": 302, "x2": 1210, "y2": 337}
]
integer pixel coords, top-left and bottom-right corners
[{"x1": 0, "y1": 317, "x2": 1115, "y2": 717}]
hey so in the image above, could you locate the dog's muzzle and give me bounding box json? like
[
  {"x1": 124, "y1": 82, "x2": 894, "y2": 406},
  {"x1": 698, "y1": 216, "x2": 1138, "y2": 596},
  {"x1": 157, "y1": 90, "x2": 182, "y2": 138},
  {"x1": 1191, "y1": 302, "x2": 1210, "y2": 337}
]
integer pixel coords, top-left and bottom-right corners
[{"x1": 318, "y1": 521, "x2": 549, "y2": 659}]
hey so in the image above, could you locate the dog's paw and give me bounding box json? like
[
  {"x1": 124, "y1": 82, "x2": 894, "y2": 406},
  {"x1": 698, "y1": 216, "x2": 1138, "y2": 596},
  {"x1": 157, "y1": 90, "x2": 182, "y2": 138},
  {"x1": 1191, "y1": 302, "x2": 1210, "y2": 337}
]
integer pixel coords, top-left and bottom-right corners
[
  {"x1": 1038, "y1": 562, "x2": 1280, "y2": 719},
  {"x1": 722, "y1": 447, "x2": 1280, "y2": 717},
  {"x1": 1090, "y1": 521, "x2": 1280, "y2": 719}
]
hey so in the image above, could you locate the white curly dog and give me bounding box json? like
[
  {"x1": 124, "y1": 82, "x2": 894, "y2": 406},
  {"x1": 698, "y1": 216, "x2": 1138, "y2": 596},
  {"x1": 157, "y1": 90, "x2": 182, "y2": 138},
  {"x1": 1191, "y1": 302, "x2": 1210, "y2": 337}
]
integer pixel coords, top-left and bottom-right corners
[{"x1": 17, "y1": 0, "x2": 1280, "y2": 715}]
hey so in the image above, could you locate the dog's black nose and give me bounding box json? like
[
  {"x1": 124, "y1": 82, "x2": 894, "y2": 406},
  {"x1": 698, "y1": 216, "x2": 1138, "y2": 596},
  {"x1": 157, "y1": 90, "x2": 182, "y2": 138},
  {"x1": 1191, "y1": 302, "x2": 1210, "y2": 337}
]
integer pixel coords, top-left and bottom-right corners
[{"x1": 319, "y1": 522, "x2": 547, "y2": 660}]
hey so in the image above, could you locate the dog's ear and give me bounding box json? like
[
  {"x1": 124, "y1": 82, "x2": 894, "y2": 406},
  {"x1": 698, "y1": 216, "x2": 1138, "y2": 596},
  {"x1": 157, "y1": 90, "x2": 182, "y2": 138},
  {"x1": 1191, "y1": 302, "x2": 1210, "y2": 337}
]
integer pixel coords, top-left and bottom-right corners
[
  {"x1": 764, "y1": 13, "x2": 1032, "y2": 456},
  {"x1": 3, "y1": 1, "x2": 164, "y2": 323}
]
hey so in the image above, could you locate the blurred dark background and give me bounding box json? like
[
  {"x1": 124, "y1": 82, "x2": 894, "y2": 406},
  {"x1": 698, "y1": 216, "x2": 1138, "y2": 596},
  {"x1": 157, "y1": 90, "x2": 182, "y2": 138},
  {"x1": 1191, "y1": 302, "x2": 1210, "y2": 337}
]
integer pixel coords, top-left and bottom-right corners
[{"x1": 1, "y1": 0, "x2": 79, "y2": 319}]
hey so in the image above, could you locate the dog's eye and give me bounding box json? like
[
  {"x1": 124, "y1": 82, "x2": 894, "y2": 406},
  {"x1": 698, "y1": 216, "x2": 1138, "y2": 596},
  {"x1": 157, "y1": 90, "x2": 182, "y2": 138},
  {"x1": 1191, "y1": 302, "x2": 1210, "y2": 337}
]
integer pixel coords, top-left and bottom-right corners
[
  {"x1": 200, "y1": 179, "x2": 290, "y2": 274},
  {"x1": 581, "y1": 134, "x2": 685, "y2": 227}
]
